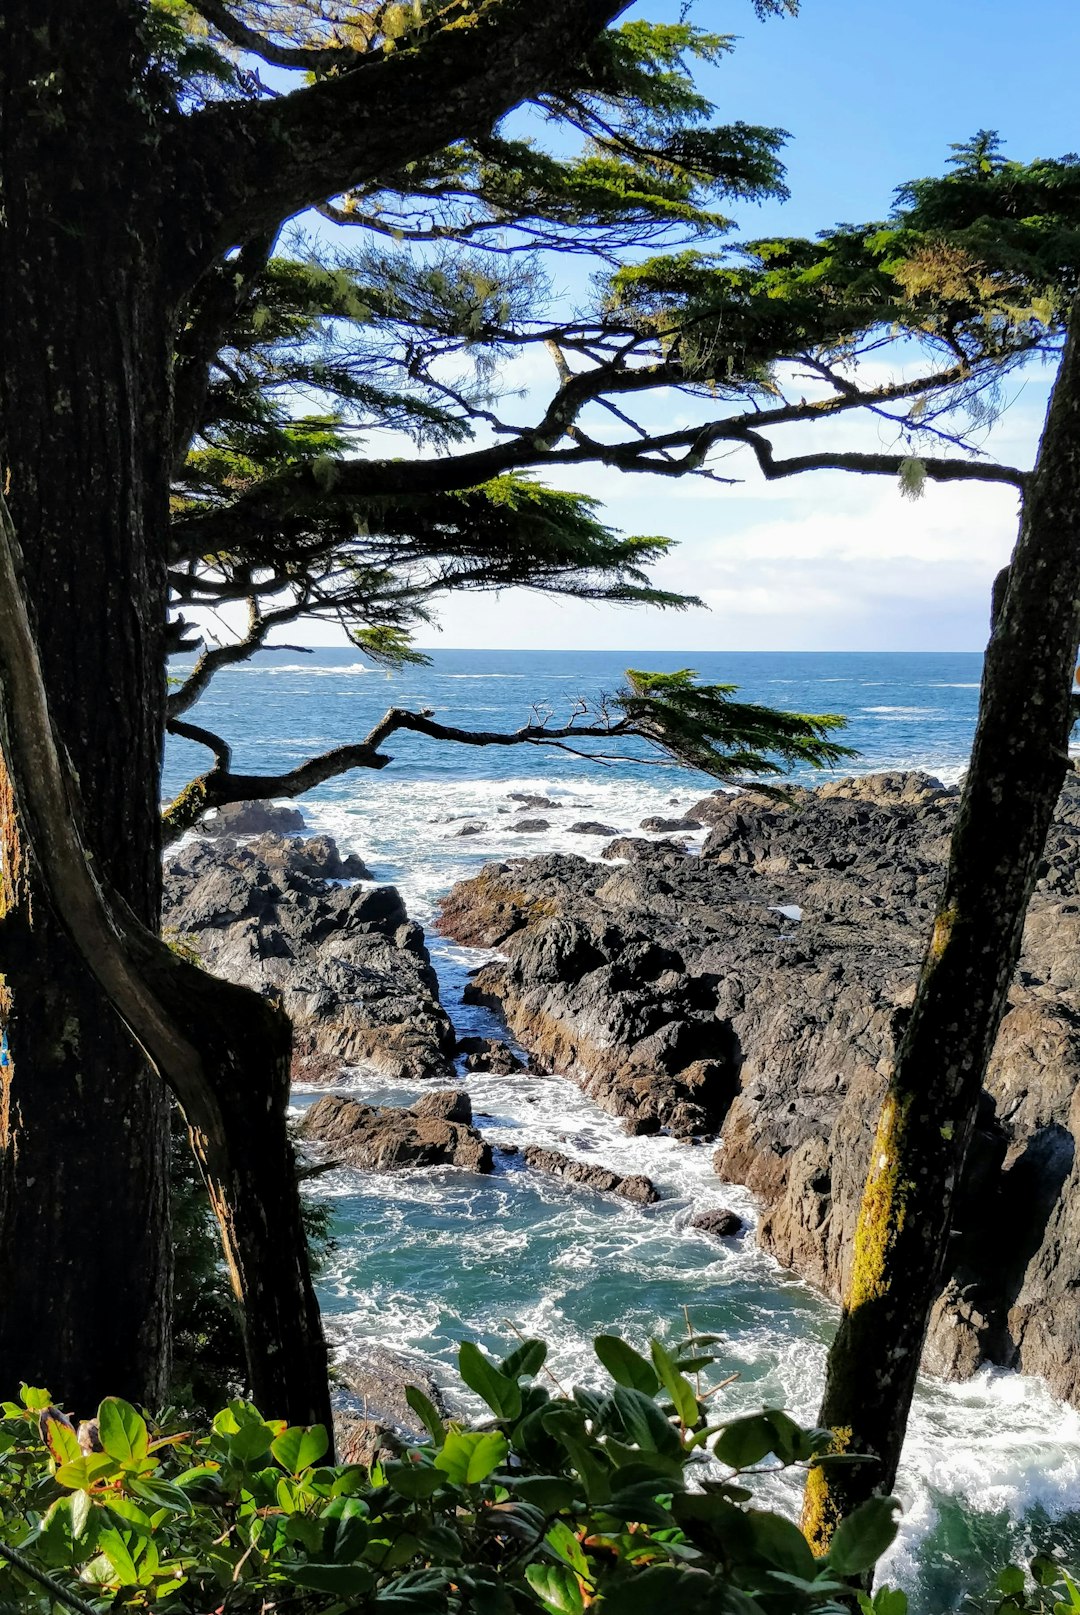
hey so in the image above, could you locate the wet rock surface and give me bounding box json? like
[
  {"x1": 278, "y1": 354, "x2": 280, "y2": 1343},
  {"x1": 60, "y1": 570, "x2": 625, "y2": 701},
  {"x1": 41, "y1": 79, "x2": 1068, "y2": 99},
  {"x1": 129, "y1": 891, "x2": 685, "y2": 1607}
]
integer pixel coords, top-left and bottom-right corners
[
  {"x1": 198, "y1": 798, "x2": 307, "y2": 838},
  {"x1": 521, "y1": 1144, "x2": 659, "y2": 1204},
  {"x1": 438, "y1": 771, "x2": 1080, "y2": 1403},
  {"x1": 456, "y1": 1036, "x2": 527, "y2": 1075},
  {"x1": 690, "y1": 1208, "x2": 744, "y2": 1239},
  {"x1": 302, "y1": 1093, "x2": 493, "y2": 1174},
  {"x1": 335, "y1": 1349, "x2": 448, "y2": 1460},
  {"x1": 164, "y1": 832, "x2": 455, "y2": 1085}
]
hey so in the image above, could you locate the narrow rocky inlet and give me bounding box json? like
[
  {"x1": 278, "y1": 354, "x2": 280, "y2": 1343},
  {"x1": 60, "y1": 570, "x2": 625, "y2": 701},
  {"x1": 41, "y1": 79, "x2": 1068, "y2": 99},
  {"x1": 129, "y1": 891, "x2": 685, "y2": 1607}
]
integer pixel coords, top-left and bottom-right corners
[
  {"x1": 436, "y1": 771, "x2": 1080, "y2": 1406},
  {"x1": 166, "y1": 772, "x2": 1080, "y2": 1409}
]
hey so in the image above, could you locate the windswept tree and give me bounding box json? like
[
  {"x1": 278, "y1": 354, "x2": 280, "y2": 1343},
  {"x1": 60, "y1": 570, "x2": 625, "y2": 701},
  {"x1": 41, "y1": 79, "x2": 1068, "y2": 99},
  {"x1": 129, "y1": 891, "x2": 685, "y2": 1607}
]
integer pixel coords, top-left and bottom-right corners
[
  {"x1": 2, "y1": 0, "x2": 834, "y2": 1423},
  {"x1": 2, "y1": 0, "x2": 1079, "y2": 1445}
]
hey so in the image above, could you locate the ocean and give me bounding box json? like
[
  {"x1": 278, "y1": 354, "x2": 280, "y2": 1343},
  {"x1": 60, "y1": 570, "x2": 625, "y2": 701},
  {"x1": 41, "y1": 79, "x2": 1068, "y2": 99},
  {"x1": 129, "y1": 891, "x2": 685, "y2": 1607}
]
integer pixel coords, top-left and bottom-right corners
[{"x1": 164, "y1": 648, "x2": 1080, "y2": 1608}]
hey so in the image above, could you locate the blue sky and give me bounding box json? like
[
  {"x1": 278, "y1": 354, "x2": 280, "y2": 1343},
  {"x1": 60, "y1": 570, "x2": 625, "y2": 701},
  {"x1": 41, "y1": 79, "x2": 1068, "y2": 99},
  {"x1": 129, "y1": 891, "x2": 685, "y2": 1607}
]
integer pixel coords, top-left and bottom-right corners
[{"x1": 290, "y1": 0, "x2": 1080, "y2": 653}]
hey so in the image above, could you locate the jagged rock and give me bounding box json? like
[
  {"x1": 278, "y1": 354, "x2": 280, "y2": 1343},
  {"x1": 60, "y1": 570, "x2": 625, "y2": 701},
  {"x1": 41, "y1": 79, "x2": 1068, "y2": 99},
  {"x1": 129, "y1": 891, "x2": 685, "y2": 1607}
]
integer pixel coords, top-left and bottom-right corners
[
  {"x1": 513, "y1": 818, "x2": 550, "y2": 833},
  {"x1": 165, "y1": 834, "x2": 456, "y2": 1084},
  {"x1": 453, "y1": 822, "x2": 488, "y2": 837},
  {"x1": 568, "y1": 821, "x2": 619, "y2": 837},
  {"x1": 198, "y1": 799, "x2": 306, "y2": 838},
  {"x1": 302, "y1": 1093, "x2": 492, "y2": 1173},
  {"x1": 337, "y1": 1350, "x2": 446, "y2": 1437},
  {"x1": 456, "y1": 1036, "x2": 526, "y2": 1075},
  {"x1": 522, "y1": 1145, "x2": 658, "y2": 1204},
  {"x1": 602, "y1": 837, "x2": 689, "y2": 864},
  {"x1": 412, "y1": 1089, "x2": 473, "y2": 1124},
  {"x1": 690, "y1": 1208, "x2": 743, "y2": 1239},
  {"x1": 509, "y1": 793, "x2": 559, "y2": 809},
  {"x1": 438, "y1": 772, "x2": 1080, "y2": 1405},
  {"x1": 245, "y1": 832, "x2": 371, "y2": 882},
  {"x1": 640, "y1": 816, "x2": 702, "y2": 832}
]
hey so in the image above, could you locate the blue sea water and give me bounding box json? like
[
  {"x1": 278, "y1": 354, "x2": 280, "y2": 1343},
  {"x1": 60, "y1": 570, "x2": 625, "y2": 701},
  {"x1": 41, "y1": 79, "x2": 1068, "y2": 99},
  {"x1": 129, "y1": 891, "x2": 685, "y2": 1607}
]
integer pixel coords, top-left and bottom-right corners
[{"x1": 164, "y1": 649, "x2": 1080, "y2": 1608}]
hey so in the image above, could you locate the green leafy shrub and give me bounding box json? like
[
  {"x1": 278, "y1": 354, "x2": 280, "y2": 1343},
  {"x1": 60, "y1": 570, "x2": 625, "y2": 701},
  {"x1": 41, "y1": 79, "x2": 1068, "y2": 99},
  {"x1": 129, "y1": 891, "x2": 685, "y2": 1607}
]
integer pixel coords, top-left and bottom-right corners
[{"x1": 0, "y1": 1329, "x2": 908, "y2": 1612}]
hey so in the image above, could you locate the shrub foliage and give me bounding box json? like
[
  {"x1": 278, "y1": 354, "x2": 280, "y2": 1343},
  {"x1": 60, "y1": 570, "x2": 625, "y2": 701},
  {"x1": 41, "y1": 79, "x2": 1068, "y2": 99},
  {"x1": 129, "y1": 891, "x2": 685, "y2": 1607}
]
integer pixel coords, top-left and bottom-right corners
[{"x1": 0, "y1": 1330, "x2": 914, "y2": 1613}]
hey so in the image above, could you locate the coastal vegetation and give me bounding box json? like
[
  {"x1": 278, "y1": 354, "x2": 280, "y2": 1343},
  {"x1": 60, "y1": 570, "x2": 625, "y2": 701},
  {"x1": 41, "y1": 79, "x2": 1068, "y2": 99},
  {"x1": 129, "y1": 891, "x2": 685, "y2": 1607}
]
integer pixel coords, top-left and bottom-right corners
[{"x1": 4, "y1": 0, "x2": 1080, "y2": 1606}]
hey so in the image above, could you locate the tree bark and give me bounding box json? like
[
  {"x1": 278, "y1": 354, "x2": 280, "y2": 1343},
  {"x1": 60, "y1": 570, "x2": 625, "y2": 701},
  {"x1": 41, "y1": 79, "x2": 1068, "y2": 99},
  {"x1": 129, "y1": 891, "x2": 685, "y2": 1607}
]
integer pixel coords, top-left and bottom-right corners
[
  {"x1": 0, "y1": 1, "x2": 174, "y2": 1411},
  {"x1": 803, "y1": 302, "x2": 1080, "y2": 1551}
]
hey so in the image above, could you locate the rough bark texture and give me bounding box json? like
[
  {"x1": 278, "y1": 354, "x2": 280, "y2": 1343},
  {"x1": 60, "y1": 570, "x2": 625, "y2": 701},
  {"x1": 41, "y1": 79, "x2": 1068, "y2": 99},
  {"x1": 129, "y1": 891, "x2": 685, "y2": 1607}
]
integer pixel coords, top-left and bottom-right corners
[
  {"x1": 0, "y1": 1, "x2": 173, "y2": 1410},
  {"x1": 803, "y1": 305, "x2": 1080, "y2": 1550}
]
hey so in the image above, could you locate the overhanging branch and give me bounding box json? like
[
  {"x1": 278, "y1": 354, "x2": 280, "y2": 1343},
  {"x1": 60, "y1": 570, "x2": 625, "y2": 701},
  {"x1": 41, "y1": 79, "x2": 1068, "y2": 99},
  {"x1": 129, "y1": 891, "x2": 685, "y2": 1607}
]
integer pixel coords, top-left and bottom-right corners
[{"x1": 736, "y1": 427, "x2": 1029, "y2": 490}]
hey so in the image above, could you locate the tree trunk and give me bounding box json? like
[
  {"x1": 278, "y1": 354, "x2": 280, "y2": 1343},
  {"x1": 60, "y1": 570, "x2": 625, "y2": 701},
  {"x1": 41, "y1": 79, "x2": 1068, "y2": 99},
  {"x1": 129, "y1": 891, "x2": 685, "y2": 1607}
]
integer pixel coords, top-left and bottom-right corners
[
  {"x1": 803, "y1": 304, "x2": 1080, "y2": 1551},
  {"x1": 0, "y1": 3, "x2": 174, "y2": 1411}
]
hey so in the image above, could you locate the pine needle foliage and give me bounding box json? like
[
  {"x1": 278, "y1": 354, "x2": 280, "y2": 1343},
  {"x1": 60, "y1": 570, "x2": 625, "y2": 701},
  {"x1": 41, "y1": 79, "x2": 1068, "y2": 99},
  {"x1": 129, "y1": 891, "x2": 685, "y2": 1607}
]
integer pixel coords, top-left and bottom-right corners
[{"x1": 620, "y1": 669, "x2": 854, "y2": 780}]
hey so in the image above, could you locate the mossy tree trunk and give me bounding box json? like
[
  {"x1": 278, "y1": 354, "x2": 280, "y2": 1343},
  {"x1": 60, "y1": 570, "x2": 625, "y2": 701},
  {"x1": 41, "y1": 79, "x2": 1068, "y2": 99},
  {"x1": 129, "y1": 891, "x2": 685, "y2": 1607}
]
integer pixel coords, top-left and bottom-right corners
[
  {"x1": 0, "y1": 0, "x2": 329, "y2": 1424},
  {"x1": 803, "y1": 303, "x2": 1080, "y2": 1549},
  {"x1": 0, "y1": 0, "x2": 174, "y2": 1411}
]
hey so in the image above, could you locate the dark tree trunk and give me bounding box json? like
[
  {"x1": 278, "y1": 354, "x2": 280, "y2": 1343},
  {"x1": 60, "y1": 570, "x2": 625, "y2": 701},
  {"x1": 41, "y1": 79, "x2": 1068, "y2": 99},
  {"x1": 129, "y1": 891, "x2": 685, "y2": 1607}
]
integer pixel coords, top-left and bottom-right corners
[
  {"x1": 0, "y1": 1, "x2": 174, "y2": 1411},
  {"x1": 803, "y1": 304, "x2": 1080, "y2": 1552}
]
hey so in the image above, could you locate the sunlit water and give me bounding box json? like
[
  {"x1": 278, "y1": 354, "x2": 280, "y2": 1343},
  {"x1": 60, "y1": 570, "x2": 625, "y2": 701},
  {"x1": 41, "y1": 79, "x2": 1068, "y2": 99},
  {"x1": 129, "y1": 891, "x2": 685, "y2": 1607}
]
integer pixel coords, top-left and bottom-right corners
[{"x1": 164, "y1": 649, "x2": 1080, "y2": 1608}]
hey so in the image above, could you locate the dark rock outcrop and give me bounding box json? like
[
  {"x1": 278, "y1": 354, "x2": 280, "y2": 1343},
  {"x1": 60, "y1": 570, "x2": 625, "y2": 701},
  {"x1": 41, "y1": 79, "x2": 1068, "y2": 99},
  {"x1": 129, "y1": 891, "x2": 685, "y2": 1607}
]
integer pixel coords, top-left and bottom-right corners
[
  {"x1": 453, "y1": 822, "x2": 488, "y2": 837},
  {"x1": 690, "y1": 1208, "x2": 743, "y2": 1239},
  {"x1": 640, "y1": 816, "x2": 702, "y2": 832},
  {"x1": 165, "y1": 833, "x2": 455, "y2": 1084},
  {"x1": 510, "y1": 793, "x2": 559, "y2": 810},
  {"x1": 456, "y1": 1036, "x2": 526, "y2": 1075},
  {"x1": 335, "y1": 1349, "x2": 447, "y2": 1461},
  {"x1": 513, "y1": 818, "x2": 550, "y2": 833},
  {"x1": 522, "y1": 1144, "x2": 658, "y2": 1204},
  {"x1": 412, "y1": 1089, "x2": 473, "y2": 1124},
  {"x1": 438, "y1": 772, "x2": 1080, "y2": 1403},
  {"x1": 302, "y1": 1093, "x2": 492, "y2": 1173},
  {"x1": 602, "y1": 837, "x2": 689, "y2": 864},
  {"x1": 568, "y1": 821, "x2": 619, "y2": 837},
  {"x1": 199, "y1": 799, "x2": 306, "y2": 838}
]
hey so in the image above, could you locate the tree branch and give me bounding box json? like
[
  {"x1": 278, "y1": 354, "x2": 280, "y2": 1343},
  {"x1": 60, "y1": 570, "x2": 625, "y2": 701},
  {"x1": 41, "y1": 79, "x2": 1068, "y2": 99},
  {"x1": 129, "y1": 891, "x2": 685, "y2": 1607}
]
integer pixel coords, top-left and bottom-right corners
[
  {"x1": 735, "y1": 427, "x2": 1029, "y2": 490},
  {"x1": 171, "y1": 1, "x2": 634, "y2": 277},
  {"x1": 186, "y1": 0, "x2": 373, "y2": 74}
]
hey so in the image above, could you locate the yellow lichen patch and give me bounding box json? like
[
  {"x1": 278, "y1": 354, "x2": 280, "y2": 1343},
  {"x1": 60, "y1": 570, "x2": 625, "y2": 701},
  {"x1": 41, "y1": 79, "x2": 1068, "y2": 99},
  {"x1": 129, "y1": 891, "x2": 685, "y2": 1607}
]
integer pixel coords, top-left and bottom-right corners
[
  {"x1": 929, "y1": 905, "x2": 959, "y2": 961},
  {"x1": 801, "y1": 1424, "x2": 855, "y2": 1553},
  {"x1": 846, "y1": 1090, "x2": 914, "y2": 1312}
]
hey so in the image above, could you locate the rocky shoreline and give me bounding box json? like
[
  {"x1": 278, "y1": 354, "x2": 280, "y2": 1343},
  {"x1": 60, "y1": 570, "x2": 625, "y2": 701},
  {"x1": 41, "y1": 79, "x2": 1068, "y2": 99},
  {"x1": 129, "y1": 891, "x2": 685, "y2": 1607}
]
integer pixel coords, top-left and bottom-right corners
[
  {"x1": 166, "y1": 776, "x2": 1080, "y2": 1411},
  {"x1": 436, "y1": 771, "x2": 1080, "y2": 1404}
]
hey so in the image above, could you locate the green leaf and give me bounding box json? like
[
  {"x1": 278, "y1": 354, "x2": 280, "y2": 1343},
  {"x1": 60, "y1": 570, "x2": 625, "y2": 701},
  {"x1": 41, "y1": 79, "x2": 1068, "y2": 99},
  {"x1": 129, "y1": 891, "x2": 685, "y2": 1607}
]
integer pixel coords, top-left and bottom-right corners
[
  {"x1": 433, "y1": 1429, "x2": 508, "y2": 1485},
  {"x1": 97, "y1": 1525, "x2": 140, "y2": 1585},
  {"x1": 827, "y1": 1495, "x2": 902, "y2": 1578},
  {"x1": 271, "y1": 1423, "x2": 330, "y2": 1474},
  {"x1": 40, "y1": 1409, "x2": 82, "y2": 1466},
  {"x1": 997, "y1": 1567, "x2": 1027, "y2": 1597},
  {"x1": 650, "y1": 1338, "x2": 699, "y2": 1428},
  {"x1": 19, "y1": 1384, "x2": 52, "y2": 1411},
  {"x1": 746, "y1": 1509, "x2": 816, "y2": 1578},
  {"x1": 97, "y1": 1397, "x2": 149, "y2": 1464},
  {"x1": 459, "y1": 1342, "x2": 522, "y2": 1421},
  {"x1": 546, "y1": 1519, "x2": 589, "y2": 1578},
  {"x1": 501, "y1": 1338, "x2": 548, "y2": 1380},
  {"x1": 611, "y1": 1385, "x2": 682, "y2": 1457},
  {"x1": 525, "y1": 1563, "x2": 585, "y2": 1614},
  {"x1": 713, "y1": 1412, "x2": 778, "y2": 1470},
  {"x1": 595, "y1": 1335, "x2": 660, "y2": 1394},
  {"x1": 405, "y1": 1384, "x2": 445, "y2": 1447},
  {"x1": 597, "y1": 1563, "x2": 714, "y2": 1611},
  {"x1": 55, "y1": 1452, "x2": 120, "y2": 1490},
  {"x1": 872, "y1": 1588, "x2": 909, "y2": 1615},
  {"x1": 290, "y1": 1562, "x2": 375, "y2": 1595},
  {"x1": 128, "y1": 1476, "x2": 194, "y2": 1515},
  {"x1": 384, "y1": 1459, "x2": 447, "y2": 1499},
  {"x1": 512, "y1": 1475, "x2": 580, "y2": 1512}
]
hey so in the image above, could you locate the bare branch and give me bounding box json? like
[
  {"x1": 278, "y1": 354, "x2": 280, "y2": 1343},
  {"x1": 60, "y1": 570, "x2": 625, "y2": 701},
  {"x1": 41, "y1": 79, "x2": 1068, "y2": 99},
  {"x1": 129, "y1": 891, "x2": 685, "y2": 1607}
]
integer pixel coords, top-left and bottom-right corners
[
  {"x1": 187, "y1": 0, "x2": 372, "y2": 73},
  {"x1": 735, "y1": 427, "x2": 1029, "y2": 491}
]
